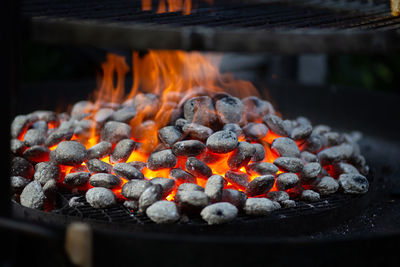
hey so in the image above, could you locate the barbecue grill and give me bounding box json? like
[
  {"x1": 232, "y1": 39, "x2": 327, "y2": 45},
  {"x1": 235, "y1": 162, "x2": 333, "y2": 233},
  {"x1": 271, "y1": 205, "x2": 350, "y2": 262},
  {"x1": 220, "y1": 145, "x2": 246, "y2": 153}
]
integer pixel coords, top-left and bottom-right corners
[{"x1": 2, "y1": 0, "x2": 400, "y2": 266}]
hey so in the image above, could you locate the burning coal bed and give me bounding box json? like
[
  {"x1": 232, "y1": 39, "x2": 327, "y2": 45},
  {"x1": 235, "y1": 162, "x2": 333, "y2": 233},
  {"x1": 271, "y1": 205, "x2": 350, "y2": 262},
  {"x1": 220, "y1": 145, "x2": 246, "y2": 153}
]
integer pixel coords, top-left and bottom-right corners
[{"x1": 10, "y1": 92, "x2": 370, "y2": 225}]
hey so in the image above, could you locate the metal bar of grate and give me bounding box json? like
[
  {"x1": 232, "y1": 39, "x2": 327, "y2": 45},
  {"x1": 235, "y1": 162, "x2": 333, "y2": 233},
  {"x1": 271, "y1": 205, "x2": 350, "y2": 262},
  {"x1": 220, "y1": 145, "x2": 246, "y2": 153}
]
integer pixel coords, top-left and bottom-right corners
[{"x1": 22, "y1": 0, "x2": 400, "y2": 53}]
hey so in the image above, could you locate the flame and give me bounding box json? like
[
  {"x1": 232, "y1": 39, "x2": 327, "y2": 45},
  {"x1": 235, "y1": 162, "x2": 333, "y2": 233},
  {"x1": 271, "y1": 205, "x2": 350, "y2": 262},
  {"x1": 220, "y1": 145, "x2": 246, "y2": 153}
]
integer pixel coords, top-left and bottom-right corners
[
  {"x1": 25, "y1": 49, "x2": 304, "y2": 202},
  {"x1": 141, "y1": 0, "x2": 213, "y2": 15}
]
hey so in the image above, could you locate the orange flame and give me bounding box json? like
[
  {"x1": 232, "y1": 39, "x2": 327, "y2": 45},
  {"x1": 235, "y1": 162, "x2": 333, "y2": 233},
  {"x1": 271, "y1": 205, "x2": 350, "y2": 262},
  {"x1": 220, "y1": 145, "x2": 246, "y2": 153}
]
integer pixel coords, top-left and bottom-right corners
[
  {"x1": 142, "y1": 0, "x2": 213, "y2": 15},
  {"x1": 38, "y1": 49, "x2": 299, "y2": 201}
]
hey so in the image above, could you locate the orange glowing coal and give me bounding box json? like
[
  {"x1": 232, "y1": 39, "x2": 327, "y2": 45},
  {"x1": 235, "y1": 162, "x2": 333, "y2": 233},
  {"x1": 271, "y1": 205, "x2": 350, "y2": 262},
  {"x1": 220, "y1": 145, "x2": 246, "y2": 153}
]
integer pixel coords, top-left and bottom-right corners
[{"x1": 16, "y1": 49, "x2": 296, "y2": 204}]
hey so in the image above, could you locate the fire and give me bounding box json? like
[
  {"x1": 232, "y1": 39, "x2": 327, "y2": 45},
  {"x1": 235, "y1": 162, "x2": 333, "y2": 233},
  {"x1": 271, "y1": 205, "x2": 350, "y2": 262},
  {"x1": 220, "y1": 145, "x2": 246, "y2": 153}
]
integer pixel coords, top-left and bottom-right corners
[
  {"x1": 141, "y1": 0, "x2": 213, "y2": 15},
  {"x1": 17, "y1": 49, "x2": 296, "y2": 203}
]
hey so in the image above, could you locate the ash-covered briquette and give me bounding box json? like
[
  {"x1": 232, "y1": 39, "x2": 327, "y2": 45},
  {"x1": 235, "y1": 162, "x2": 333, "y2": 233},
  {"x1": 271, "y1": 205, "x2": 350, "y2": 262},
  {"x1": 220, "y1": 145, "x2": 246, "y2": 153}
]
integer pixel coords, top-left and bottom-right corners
[
  {"x1": 10, "y1": 91, "x2": 371, "y2": 224},
  {"x1": 86, "y1": 158, "x2": 113, "y2": 174},
  {"x1": 242, "y1": 122, "x2": 269, "y2": 140},
  {"x1": 138, "y1": 184, "x2": 163, "y2": 213},
  {"x1": 158, "y1": 126, "x2": 183, "y2": 147},
  {"x1": 215, "y1": 94, "x2": 243, "y2": 124},
  {"x1": 10, "y1": 176, "x2": 30, "y2": 194},
  {"x1": 204, "y1": 175, "x2": 225, "y2": 203},
  {"x1": 121, "y1": 179, "x2": 152, "y2": 200},
  {"x1": 113, "y1": 163, "x2": 144, "y2": 180},
  {"x1": 33, "y1": 161, "x2": 60, "y2": 186},
  {"x1": 63, "y1": 171, "x2": 91, "y2": 186},
  {"x1": 20, "y1": 181, "x2": 46, "y2": 209},
  {"x1": 169, "y1": 168, "x2": 196, "y2": 184},
  {"x1": 23, "y1": 145, "x2": 51, "y2": 163},
  {"x1": 89, "y1": 173, "x2": 122, "y2": 189},
  {"x1": 300, "y1": 162, "x2": 322, "y2": 183},
  {"x1": 276, "y1": 173, "x2": 300, "y2": 191},
  {"x1": 263, "y1": 114, "x2": 290, "y2": 137},
  {"x1": 172, "y1": 140, "x2": 206, "y2": 156},
  {"x1": 176, "y1": 190, "x2": 210, "y2": 214},
  {"x1": 271, "y1": 137, "x2": 300, "y2": 158},
  {"x1": 251, "y1": 143, "x2": 265, "y2": 162},
  {"x1": 50, "y1": 141, "x2": 88, "y2": 166},
  {"x1": 314, "y1": 176, "x2": 339, "y2": 195},
  {"x1": 11, "y1": 157, "x2": 35, "y2": 179},
  {"x1": 300, "y1": 190, "x2": 320, "y2": 202},
  {"x1": 273, "y1": 157, "x2": 304, "y2": 173},
  {"x1": 246, "y1": 162, "x2": 279, "y2": 176},
  {"x1": 183, "y1": 95, "x2": 218, "y2": 127},
  {"x1": 182, "y1": 123, "x2": 213, "y2": 141},
  {"x1": 110, "y1": 139, "x2": 136, "y2": 163},
  {"x1": 87, "y1": 141, "x2": 113, "y2": 160},
  {"x1": 85, "y1": 187, "x2": 116, "y2": 209},
  {"x1": 146, "y1": 200, "x2": 180, "y2": 224},
  {"x1": 200, "y1": 202, "x2": 238, "y2": 225},
  {"x1": 227, "y1": 141, "x2": 255, "y2": 170},
  {"x1": 225, "y1": 170, "x2": 250, "y2": 190},
  {"x1": 100, "y1": 121, "x2": 132, "y2": 144},
  {"x1": 244, "y1": 198, "x2": 280, "y2": 216},
  {"x1": 147, "y1": 149, "x2": 177, "y2": 170},
  {"x1": 185, "y1": 157, "x2": 212, "y2": 179},
  {"x1": 150, "y1": 177, "x2": 175, "y2": 198},
  {"x1": 206, "y1": 130, "x2": 238, "y2": 154},
  {"x1": 338, "y1": 173, "x2": 369, "y2": 194},
  {"x1": 241, "y1": 96, "x2": 274, "y2": 122},
  {"x1": 245, "y1": 175, "x2": 275, "y2": 197}
]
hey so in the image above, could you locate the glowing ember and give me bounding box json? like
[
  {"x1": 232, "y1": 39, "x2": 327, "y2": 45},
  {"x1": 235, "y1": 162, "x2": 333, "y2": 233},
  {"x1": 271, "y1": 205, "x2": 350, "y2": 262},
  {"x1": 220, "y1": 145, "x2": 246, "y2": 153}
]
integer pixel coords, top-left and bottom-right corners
[{"x1": 10, "y1": 50, "x2": 370, "y2": 225}]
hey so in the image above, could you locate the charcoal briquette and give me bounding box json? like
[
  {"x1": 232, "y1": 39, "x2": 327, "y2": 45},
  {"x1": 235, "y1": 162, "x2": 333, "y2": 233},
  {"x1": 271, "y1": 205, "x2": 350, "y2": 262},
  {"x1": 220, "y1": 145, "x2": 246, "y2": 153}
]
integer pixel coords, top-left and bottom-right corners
[
  {"x1": 86, "y1": 158, "x2": 113, "y2": 174},
  {"x1": 169, "y1": 168, "x2": 196, "y2": 184},
  {"x1": 215, "y1": 95, "x2": 243, "y2": 124},
  {"x1": 147, "y1": 149, "x2": 177, "y2": 170},
  {"x1": 338, "y1": 173, "x2": 369, "y2": 194},
  {"x1": 182, "y1": 123, "x2": 213, "y2": 141},
  {"x1": 246, "y1": 162, "x2": 279, "y2": 176},
  {"x1": 11, "y1": 157, "x2": 35, "y2": 179},
  {"x1": 271, "y1": 137, "x2": 300, "y2": 158},
  {"x1": 227, "y1": 141, "x2": 255, "y2": 170},
  {"x1": 146, "y1": 200, "x2": 180, "y2": 224},
  {"x1": 89, "y1": 173, "x2": 122, "y2": 189},
  {"x1": 150, "y1": 177, "x2": 176, "y2": 197},
  {"x1": 301, "y1": 190, "x2": 320, "y2": 202},
  {"x1": 243, "y1": 122, "x2": 269, "y2": 140},
  {"x1": 225, "y1": 170, "x2": 250, "y2": 190},
  {"x1": 110, "y1": 139, "x2": 136, "y2": 164},
  {"x1": 158, "y1": 126, "x2": 183, "y2": 147},
  {"x1": 244, "y1": 198, "x2": 279, "y2": 216},
  {"x1": 173, "y1": 140, "x2": 206, "y2": 156},
  {"x1": 314, "y1": 176, "x2": 339, "y2": 195},
  {"x1": 138, "y1": 184, "x2": 163, "y2": 213},
  {"x1": 34, "y1": 161, "x2": 61, "y2": 185},
  {"x1": 185, "y1": 157, "x2": 212, "y2": 179},
  {"x1": 204, "y1": 175, "x2": 225, "y2": 203},
  {"x1": 206, "y1": 130, "x2": 238, "y2": 154},
  {"x1": 20, "y1": 181, "x2": 46, "y2": 210},
  {"x1": 262, "y1": 114, "x2": 290, "y2": 136},
  {"x1": 276, "y1": 172, "x2": 300, "y2": 191},
  {"x1": 245, "y1": 175, "x2": 275, "y2": 196},
  {"x1": 100, "y1": 121, "x2": 132, "y2": 144},
  {"x1": 273, "y1": 157, "x2": 304, "y2": 172},
  {"x1": 200, "y1": 202, "x2": 238, "y2": 225},
  {"x1": 87, "y1": 141, "x2": 113, "y2": 160},
  {"x1": 251, "y1": 143, "x2": 265, "y2": 162},
  {"x1": 113, "y1": 163, "x2": 144, "y2": 180},
  {"x1": 221, "y1": 189, "x2": 247, "y2": 210},
  {"x1": 85, "y1": 187, "x2": 116, "y2": 209},
  {"x1": 50, "y1": 141, "x2": 88, "y2": 166},
  {"x1": 121, "y1": 179, "x2": 152, "y2": 200},
  {"x1": 64, "y1": 171, "x2": 91, "y2": 186}
]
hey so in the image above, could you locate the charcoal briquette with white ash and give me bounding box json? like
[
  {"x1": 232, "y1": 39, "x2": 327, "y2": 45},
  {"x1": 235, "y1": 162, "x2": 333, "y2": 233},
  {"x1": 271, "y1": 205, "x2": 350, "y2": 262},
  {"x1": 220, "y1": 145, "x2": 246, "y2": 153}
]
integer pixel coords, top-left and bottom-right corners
[{"x1": 10, "y1": 87, "x2": 370, "y2": 225}]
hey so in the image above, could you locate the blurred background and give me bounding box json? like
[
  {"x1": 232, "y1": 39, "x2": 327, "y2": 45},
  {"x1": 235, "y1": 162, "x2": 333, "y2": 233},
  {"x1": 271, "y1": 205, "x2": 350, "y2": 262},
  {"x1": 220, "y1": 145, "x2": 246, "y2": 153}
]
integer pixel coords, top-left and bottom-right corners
[{"x1": 21, "y1": 41, "x2": 400, "y2": 95}]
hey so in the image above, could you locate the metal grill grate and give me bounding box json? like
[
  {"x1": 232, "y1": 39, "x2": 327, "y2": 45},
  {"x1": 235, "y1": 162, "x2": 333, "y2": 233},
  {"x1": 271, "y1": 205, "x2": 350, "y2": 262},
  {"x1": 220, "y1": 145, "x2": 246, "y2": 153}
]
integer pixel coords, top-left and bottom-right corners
[{"x1": 21, "y1": 0, "x2": 400, "y2": 53}]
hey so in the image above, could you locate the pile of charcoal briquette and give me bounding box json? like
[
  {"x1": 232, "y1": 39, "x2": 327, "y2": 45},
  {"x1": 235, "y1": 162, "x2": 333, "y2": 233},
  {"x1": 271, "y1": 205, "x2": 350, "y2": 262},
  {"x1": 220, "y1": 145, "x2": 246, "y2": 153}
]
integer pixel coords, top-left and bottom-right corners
[{"x1": 10, "y1": 92, "x2": 369, "y2": 225}]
